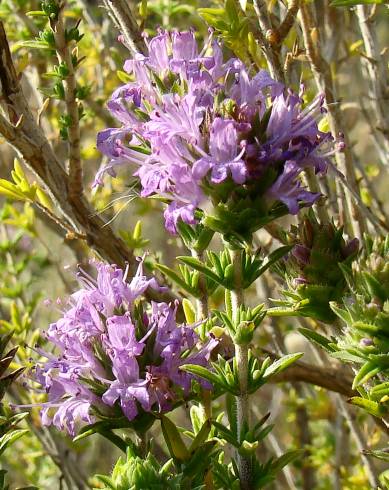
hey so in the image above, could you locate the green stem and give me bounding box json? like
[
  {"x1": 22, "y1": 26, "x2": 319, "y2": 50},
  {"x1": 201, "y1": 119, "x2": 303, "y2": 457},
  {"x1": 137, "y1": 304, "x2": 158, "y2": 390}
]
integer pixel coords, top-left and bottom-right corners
[
  {"x1": 191, "y1": 249, "x2": 209, "y2": 321},
  {"x1": 191, "y1": 249, "x2": 211, "y2": 419},
  {"x1": 231, "y1": 249, "x2": 252, "y2": 490}
]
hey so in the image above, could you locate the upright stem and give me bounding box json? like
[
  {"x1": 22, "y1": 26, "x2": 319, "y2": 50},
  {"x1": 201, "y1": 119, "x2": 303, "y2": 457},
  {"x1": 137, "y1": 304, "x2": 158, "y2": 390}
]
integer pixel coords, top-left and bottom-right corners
[
  {"x1": 191, "y1": 249, "x2": 209, "y2": 321},
  {"x1": 231, "y1": 249, "x2": 251, "y2": 490},
  {"x1": 191, "y1": 249, "x2": 211, "y2": 419}
]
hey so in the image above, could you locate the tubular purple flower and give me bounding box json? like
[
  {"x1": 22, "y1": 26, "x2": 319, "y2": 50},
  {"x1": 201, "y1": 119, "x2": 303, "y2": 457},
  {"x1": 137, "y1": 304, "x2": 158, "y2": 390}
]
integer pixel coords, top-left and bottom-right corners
[
  {"x1": 172, "y1": 30, "x2": 198, "y2": 61},
  {"x1": 164, "y1": 202, "x2": 197, "y2": 234},
  {"x1": 193, "y1": 118, "x2": 247, "y2": 184},
  {"x1": 266, "y1": 161, "x2": 320, "y2": 214},
  {"x1": 96, "y1": 30, "x2": 339, "y2": 233},
  {"x1": 145, "y1": 94, "x2": 205, "y2": 145},
  {"x1": 28, "y1": 262, "x2": 217, "y2": 434},
  {"x1": 148, "y1": 32, "x2": 170, "y2": 72}
]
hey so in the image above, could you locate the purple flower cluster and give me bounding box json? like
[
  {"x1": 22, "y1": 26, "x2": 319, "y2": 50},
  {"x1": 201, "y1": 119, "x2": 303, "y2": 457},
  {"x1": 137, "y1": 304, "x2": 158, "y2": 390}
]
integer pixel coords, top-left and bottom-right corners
[
  {"x1": 31, "y1": 260, "x2": 217, "y2": 435},
  {"x1": 96, "y1": 30, "x2": 340, "y2": 233}
]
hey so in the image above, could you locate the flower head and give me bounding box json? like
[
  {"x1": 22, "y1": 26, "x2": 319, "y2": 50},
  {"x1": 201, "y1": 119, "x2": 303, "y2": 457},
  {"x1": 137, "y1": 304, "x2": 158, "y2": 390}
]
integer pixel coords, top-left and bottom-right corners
[
  {"x1": 30, "y1": 261, "x2": 217, "y2": 435},
  {"x1": 96, "y1": 31, "x2": 339, "y2": 235}
]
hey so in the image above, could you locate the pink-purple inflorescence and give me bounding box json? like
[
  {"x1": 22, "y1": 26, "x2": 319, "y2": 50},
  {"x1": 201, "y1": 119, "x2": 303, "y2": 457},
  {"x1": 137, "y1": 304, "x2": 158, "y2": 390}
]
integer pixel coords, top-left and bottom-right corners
[
  {"x1": 30, "y1": 260, "x2": 217, "y2": 435},
  {"x1": 96, "y1": 30, "x2": 341, "y2": 233}
]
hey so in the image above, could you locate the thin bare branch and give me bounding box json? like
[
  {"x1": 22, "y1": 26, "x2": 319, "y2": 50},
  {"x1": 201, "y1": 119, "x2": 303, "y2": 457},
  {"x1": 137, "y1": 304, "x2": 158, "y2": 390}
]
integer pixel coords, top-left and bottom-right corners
[
  {"x1": 299, "y1": 3, "x2": 367, "y2": 239},
  {"x1": 253, "y1": 0, "x2": 272, "y2": 32},
  {"x1": 52, "y1": 2, "x2": 83, "y2": 199},
  {"x1": 355, "y1": 5, "x2": 389, "y2": 159},
  {"x1": 277, "y1": 0, "x2": 300, "y2": 44},
  {"x1": 235, "y1": 0, "x2": 284, "y2": 82},
  {"x1": 102, "y1": 0, "x2": 146, "y2": 55},
  {"x1": 339, "y1": 400, "x2": 380, "y2": 488}
]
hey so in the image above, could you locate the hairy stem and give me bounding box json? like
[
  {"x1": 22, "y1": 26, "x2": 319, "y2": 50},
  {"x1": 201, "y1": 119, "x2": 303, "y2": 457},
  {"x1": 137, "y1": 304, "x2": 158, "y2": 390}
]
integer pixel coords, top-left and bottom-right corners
[
  {"x1": 191, "y1": 249, "x2": 209, "y2": 321},
  {"x1": 191, "y1": 249, "x2": 211, "y2": 419},
  {"x1": 231, "y1": 249, "x2": 251, "y2": 490}
]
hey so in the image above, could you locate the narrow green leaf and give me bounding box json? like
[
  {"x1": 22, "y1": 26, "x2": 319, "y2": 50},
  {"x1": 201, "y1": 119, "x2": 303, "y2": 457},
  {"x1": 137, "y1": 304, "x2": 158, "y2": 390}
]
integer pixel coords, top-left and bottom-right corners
[
  {"x1": 251, "y1": 245, "x2": 292, "y2": 283},
  {"x1": 271, "y1": 449, "x2": 303, "y2": 472},
  {"x1": 178, "y1": 256, "x2": 223, "y2": 285},
  {"x1": 182, "y1": 298, "x2": 196, "y2": 324},
  {"x1": 362, "y1": 449, "x2": 389, "y2": 462},
  {"x1": 26, "y1": 10, "x2": 47, "y2": 16},
  {"x1": 160, "y1": 415, "x2": 190, "y2": 462},
  {"x1": 331, "y1": 351, "x2": 365, "y2": 363},
  {"x1": 330, "y1": 0, "x2": 386, "y2": 6},
  {"x1": 298, "y1": 328, "x2": 335, "y2": 353},
  {"x1": 188, "y1": 419, "x2": 212, "y2": 453},
  {"x1": 180, "y1": 364, "x2": 221, "y2": 387},
  {"x1": 329, "y1": 302, "x2": 353, "y2": 325},
  {"x1": 353, "y1": 361, "x2": 381, "y2": 389},
  {"x1": 263, "y1": 353, "x2": 304, "y2": 379},
  {"x1": 0, "y1": 429, "x2": 29, "y2": 456},
  {"x1": 94, "y1": 475, "x2": 116, "y2": 488},
  {"x1": 154, "y1": 263, "x2": 198, "y2": 297},
  {"x1": 349, "y1": 397, "x2": 386, "y2": 417}
]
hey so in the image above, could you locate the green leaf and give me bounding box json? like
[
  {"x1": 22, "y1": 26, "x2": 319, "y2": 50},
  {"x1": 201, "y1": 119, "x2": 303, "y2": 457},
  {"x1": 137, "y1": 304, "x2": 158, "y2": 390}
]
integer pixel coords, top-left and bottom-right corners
[
  {"x1": 15, "y1": 40, "x2": 54, "y2": 51},
  {"x1": 329, "y1": 302, "x2": 353, "y2": 325},
  {"x1": 298, "y1": 328, "x2": 335, "y2": 353},
  {"x1": 353, "y1": 360, "x2": 381, "y2": 389},
  {"x1": 250, "y1": 245, "x2": 292, "y2": 284},
  {"x1": 189, "y1": 405, "x2": 205, "y2": 435},
  {"x1": 0, "y1": 429, "x2": 29, "y2": 456},
  {"x1": 0, "y1": 180, "x2": 27, "y2": 201},
  {"x1": 271, "y1": 449, "x2": 303, "y2": 472},
  {"x1": 180, "y1": 364, "x2": 222, "y2": 387},
  {"x1": 263, "y1": 353, "x2": 303, "y2": 379},
  {"x1": 371, "y1": 382, "x2": 389, "y2": 397},
  {"x1": 182, "y1": 298, "x2": 196, "y2": 324},
  {"x1": 160, "y1": 415, "x2": 190, "y2": 462},
  {"x1": 188, "y1": 419, "x2": 212, "y2": 453},
  {"x1": 330, "y1": 0, "x2": 386, "y2": 6},
  {"x1": 212, "y1": 421, "x2": 240, "y2": 448},
  {"x1": 362, "y1": 272, "x2": 388, "y2": 303},
  {"x1": 26, "y1": 10, "x2": 47, "y2": 16},
  {"x1": 94, "y1": 474, "x2": 116, "y2": 488},
  {"x1": 362, "y1": 449, "x2": 389, "y2": 462},
  {"x1": 331, "y1": 351, "x2": 364, "y2": 363},
  {"x1": 183, "y1": 440, "x2": 217, "y2": 478},
  {"x1": 226, "y1": 393, "x2": 238, "y2": 439},
  {"x1": 154, "y1": 263, "x2": 198, "y2": 297},
  {"x1": 349, "y1": 397, "x2": 386, "y2": 417},
  {"x1": 177, "y1": 256, "x2": 222, "y2": 286}
]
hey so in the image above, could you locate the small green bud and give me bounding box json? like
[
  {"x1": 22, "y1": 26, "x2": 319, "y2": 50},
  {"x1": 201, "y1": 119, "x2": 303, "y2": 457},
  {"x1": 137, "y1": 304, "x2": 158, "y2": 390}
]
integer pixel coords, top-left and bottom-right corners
[
  {"x1": 240, "y1": 440, "x2": 259, "y2": 453},
  {"x1": 234, "y1": 321, "x2": 255, "y2": 345},
  {"x1": 219, "y1": 98, "x2": 237, "y2": 118}
]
